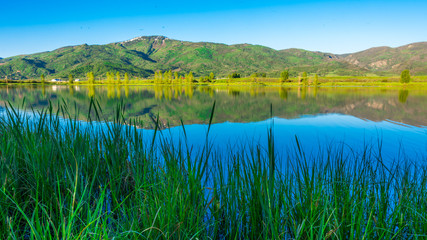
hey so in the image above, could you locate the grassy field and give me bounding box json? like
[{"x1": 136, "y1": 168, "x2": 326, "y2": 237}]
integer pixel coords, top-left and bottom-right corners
[
  {"x1": 1, "y1": 102, "x2": 427, "y2": 239},
  {"x1": 1, "y1": 75, "x2": 427, "y2": 87}
]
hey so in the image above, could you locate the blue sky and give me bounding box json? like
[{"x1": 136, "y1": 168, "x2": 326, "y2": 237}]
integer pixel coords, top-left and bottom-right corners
[{"x1": 1, "y1": 0, "x2": 426, "y2": 58}]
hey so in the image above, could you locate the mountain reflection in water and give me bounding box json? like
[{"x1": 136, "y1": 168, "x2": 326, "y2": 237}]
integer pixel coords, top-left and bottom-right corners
[{"x1": 0, "y1": 84, "x2": 426, "y2": 161}]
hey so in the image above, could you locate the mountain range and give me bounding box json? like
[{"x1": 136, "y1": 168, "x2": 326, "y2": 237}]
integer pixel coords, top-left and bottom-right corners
[{"x1": 0, "y1": 36, "x2": 426, "y2": 80}]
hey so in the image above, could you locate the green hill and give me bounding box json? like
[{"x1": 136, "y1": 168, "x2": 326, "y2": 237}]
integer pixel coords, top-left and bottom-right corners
[
  {"x1": 0, "y1": 36, "x2": 426, "y2": 80},
  {"x1": 339, "y1": 42, "x2": 427, "y2": 75}
]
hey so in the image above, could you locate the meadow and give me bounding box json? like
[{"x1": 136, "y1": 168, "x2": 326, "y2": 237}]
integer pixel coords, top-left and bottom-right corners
[
  {"x1": 1, "y1": 75, "x2": 427, "y2": 87},
  {"x1": 1, "y1": 101, "x2": 427, "y2": 239}
]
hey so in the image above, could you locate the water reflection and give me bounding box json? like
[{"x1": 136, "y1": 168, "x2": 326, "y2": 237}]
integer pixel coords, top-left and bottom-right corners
[
  {"x1": 398, "y1": 89, "x2": 409, "y2": 104},
  {"x1": 0, "y1": 85, "x2": 426, "y2": 128},
  {"x1": 279, "y1": 87, "x2": 288, "y2": 100},
  {"x1": 152, "y1": 114, "x2": 426, "y2": 162},
  {"x1": 88, "y1": 85, "x2": 95, "y2": 98},
  {"x1": 68, "y1": 86, "x2": 74, "y2": 96}
]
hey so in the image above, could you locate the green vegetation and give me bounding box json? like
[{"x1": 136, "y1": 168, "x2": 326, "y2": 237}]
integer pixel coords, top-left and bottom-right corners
[
  {"x1": 228, "y1": 73, "x2": 241, "y2": 79},
  {"x1": 154, "y1": 70, "x2": 162, "y2": 84},
  {"x1": 314, "y1": 73, "x2": 319, "y2": 85},
  {"x1": 1, "y1": 36, "x2": 426, "y2": 80},
  {"x1": 187, "y1": 71, "x2": 194, "y2": 83},
  {"x1": 40, "y1": 74, "x2": 45, "y2": 84},
  {"x1": 124, "y1": 72, "x2": 130, "y2": 84},
  {"x1": 2, "y1": 73, "x2": 427, "y2": 87},
  {"x1": 106, "y1": 72, "x2": 115, "y2": 83},
  {"x1": 1, "y1": 102, "x2": 427, "y2": 239},
  {"x1": 87, "y1": 71, "x2": 95, "y2": 84},
  {"x1": 174, "y1": 71, "x2": 179, "y2": 82},
  {"x1": 302, "y1": 72, "x2": 308, "y2": 85},
  {"x1": 68, "y1": 73, "x2": 73, "y2": 84},
  {"x1": 164, "y1": 70, "x2": 173, "y2": 84},
  {"x1": 116, "y1": 71, "x2": 121, "y2": 84},
  {"x1": 401, "y1": 69, "x2": 411, "y2": 83},
  {"x1": 2, "y1": 85, "x2": 426, "y2": 128},
  {"x1": 399, "y1": 89, "x2": 409, "y2": 103},
  {"x1": 280, "y1": 70, "x2": 289, "y2": 83},
  {"x1": 209, "y1": 72, "x2": 215, "y2": 81}
]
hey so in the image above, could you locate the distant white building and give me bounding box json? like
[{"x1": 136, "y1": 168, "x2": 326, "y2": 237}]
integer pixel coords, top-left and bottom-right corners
[
  {"x1": 74, "y1": 79, "x2": 80, "y2": 82},
  {"x1": 51, "y1": 79, "x2": 61, "y2": 82}
]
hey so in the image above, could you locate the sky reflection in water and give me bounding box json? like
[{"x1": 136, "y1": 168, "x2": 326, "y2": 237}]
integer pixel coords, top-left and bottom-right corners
[{"x1": 0, "y1": 85, "x2": 426, "y2": 161}]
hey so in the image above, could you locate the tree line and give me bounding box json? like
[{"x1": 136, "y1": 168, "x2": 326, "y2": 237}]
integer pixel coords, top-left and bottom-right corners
[{"x1": 38, "y1": 69, "x2": 412, "y2": 85}]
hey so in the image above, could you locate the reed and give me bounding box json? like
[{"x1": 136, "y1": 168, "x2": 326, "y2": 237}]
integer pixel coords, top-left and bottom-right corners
[{"x1": 0, "y1": 100, "x2": 426, "y2": 239}]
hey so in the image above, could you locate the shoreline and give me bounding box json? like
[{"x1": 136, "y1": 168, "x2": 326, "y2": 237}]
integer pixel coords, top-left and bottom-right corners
[
  {"x1": 1, "y1": 75, "x2": 427, "y2": 87},
  {"x1": 1, "y1": 81, "x2": 427, "y2": 88}
]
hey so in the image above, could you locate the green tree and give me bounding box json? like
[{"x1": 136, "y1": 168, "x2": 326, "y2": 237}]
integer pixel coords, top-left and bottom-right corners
[
  {"x1": 154, "y1": 70, "x2": 164, "y2": 84},
  {"x1": 201, "y1": 76, "x2": 210, "y2": 83},
  {"x1": 68, "y1": 74, "x2": 74, "y2": 84},
  {"x1": 187, "y1": 71, "x2": 194, "y2": 83},
  {"x1": 301, "y1": 72, "x2": 308, "y2": 85},
  {"x1": 167, "y1": 70, "x2": 173, "y2": 84},
  {"x1": 174, "y1": 72, "x2": 179, "y2": 82},
  {"x1": 163, "y1": 71, "x2": 168, "y2": 83},
  {"x1": 116, "y1": 72, "x2": 121, "y2": 84},
  {"x1": 250, "y1": 73, "x2": 258, "y2": 83},
  {"x1": 106, "y1": 72, "x2": 115, "y2": 83},
  {"x1": 313, "y1": 74, "x2": 319, "y2": 85},
  {"x1": 400, "y1": 69, "x2": 410, "y2": 83},
  {"x1": 158, "y1": 70, "x2": 163, "y2": 84},
  {"x1": 154, "y1": 71, "x2": 159, "y2": 84},
  {"x1": 163, "y1": 71, "x2": 168, "y2": 84},
  {"x1": 87, "y1": 72, "x2": 95, "y2": 84},
  {"x1": 209, "y1": 72, "x2": 215, "y2": 81},
  {"x1": 167, "y1": 71, "x2": 172, "y2": 83},
  {"x1": 280, "y1": 70, "x2": 289, "y2": 83},
  {"x1": 229, "y1": 73, "x2": 241, "y2": 78},
  {"x1": 124, "y1": 72, "x2": 130, "y2": 84},
  {"x1": 40, "y1": 74, "x2": 45, "y2": 84}
]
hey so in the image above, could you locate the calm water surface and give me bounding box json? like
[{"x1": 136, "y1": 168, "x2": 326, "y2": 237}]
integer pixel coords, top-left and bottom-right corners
[{"x1": 1, "y1": 85, "x2": 426, "y2": 160}]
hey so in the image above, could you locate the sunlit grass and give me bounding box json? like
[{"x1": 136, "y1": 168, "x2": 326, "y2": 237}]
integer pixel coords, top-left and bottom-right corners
[
  {"x1": 1, "y1": 101, "x2": 427, "y2": 239},
  {"x1": 2, "y1": 75, "x2": 427, "y2": 87}
]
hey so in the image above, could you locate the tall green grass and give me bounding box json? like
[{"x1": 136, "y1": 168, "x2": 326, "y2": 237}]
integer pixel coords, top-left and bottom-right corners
[{"x1": 0, "y1": 101, "x2": 427, "y2": 239}]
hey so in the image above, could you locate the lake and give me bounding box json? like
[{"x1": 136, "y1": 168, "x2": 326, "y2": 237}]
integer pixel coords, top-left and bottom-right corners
[
  {"x1": 1, "y1": 84, "x2": 426, "y2": 161},
  {"x1": 2, "y1": 83, "x2": 427, "y2": 239}
]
